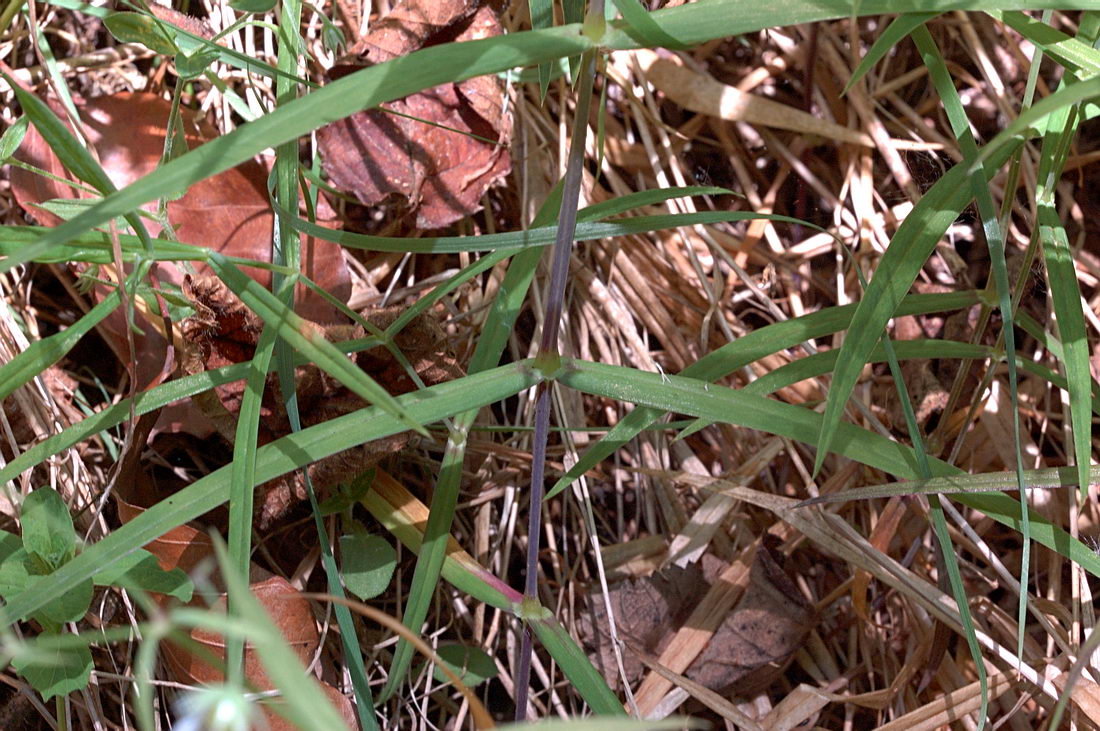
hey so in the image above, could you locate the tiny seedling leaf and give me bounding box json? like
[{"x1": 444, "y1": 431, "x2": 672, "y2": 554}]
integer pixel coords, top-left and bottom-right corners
[
  {"x1": 175, "y1": 45, "x2": 221, "y2": 79},
  {"x1": 21, "y1": 487, "x2": 75, "y2": 568},
  {"x1": 432, "y1": 644, "x2": 497, "y2": 687},
  {"x1": 92, "y1": 549, "x2": 193, "y2": 601},
  {"x1": 340, "y1": 532, "x2": 397, "y2": 601},
  {"x1": 0, "y1": 116, "x2": 29, "y2": 162},
  {"x1": 104, "y1": 12, "x2": 179, "y2": 56},
  {"x1": 12, "y1": 642, "x2": 93, "y2": 700},
  {"x1": 230, "y1": 0, "x2": 278, "y2": 13}
]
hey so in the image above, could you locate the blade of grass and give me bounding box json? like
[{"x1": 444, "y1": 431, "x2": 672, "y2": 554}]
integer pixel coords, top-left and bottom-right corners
[
  {"x1": 0, "y1": 361, "x2": 542, "y2": 624},
  {"x1": 844, "y1": 12, "x2": 939, "y2": 93},
  {"x1": 284, "y1": 209, "x2": 812, "y2": 254},
  {"x1": 379, "y1": 187, "x2": 565, "y2": 700},
  {"x1": 557, "y1": 357, "x2": 1100, "y2": 580},
  {"x1": 0, "y1": 289, "x2": 119, "y2": 403},
  {"x1": 548, "y1": 290, "x2": 981, "y2": 499}
]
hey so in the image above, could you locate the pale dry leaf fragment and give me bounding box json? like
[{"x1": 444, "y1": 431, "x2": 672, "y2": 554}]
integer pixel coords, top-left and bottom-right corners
[
  {"x1": 630, "y1": 49, "x2": 874, "y2": 147},
  {"x1": 580, "y1": 540, "x2": 816, "y2": 698}
]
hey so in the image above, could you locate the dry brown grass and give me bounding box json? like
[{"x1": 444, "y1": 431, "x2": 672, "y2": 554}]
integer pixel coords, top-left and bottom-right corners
[{"x1": 2, "y1": 2, "x2": 1100, "y2": 729}]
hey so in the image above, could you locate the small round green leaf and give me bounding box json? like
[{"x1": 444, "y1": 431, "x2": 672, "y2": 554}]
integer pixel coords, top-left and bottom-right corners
[
  {"x1": 92, "y1": 549, "x2": 193, "y2": 601},
  {"x1": 36, "y1": 576, "x2": 93, "y2": 624},
  {"x1": 22, "y1": 487, "x2": 74, "y2": 568},
  {"x1": 229, "y1": 0, "x2": 278, "y2": 13},
  {"x1": 104, "y1": 12, "x2": 179, "y2": 56},
  {"x1": 339, "y1": 533, "x2": 396, "y2": 601},
  {"x1": 12, "y1": 642, "x2": 92, "y2": 700},
  {"x1": 432, "y1": 644, "x2": 497, "y2": 687},
  {"x1": 175, "y1": 45, "x2": 221, "y2": 80}
]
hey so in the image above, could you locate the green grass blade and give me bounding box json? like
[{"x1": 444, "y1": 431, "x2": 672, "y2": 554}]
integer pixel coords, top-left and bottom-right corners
[
  {"x1": 559, "y1": 357, "x2": 1100, "y2": 580},
  {"x1": 0, "y1": 290, "x2": 118, "y2": 403},
  {"x1": 991, "y1": 10, "x2": 1100, "y2": 78},
  {"x1": 359, "y1": 471, "x2": 624, "y2": 715},
  {"x1": 285, "y1": 209, "x2": 813, "y2": 254},
  {"x1": 812, "y1": 133, "x2": 1024, "y2": 476},
  {"x1": 224, "y1": 322, "x2": 278, "y2": 681},
  {"x1": 529, "y1": 0, "x2": 554, "y2": 99},
  {"x1": 609, "y1": 0, "x2": 686, "y2": 49},
  {"x1": 0, "y1": 362, "x2": 541, "y2": 624},
  {"x1": 547, "y1": 290, "x2": 980, "y2": 499},
  {"x1": 207, "y1": 255, "x2": 421, "y2": 433},
  {"x1": 844, "y1": 12, "x2": 938, "y2": 94}
]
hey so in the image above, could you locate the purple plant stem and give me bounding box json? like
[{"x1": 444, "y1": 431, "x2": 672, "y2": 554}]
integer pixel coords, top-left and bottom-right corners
[{"x1": 514, "y1": 38, "x2": 597, "y2": 722}]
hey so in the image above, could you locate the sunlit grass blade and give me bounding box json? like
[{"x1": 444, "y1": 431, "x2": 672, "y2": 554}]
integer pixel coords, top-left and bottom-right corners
[
  {"x1": 285, "y1": 209, "x2": 811, "y2": 254},
  {"x1": 844, "y1": 12, "x2": 938, "y2": 93},
  {"x1": 1027, "y1": 28, "x2": 1095, "y2": 502},
  {"x1": 548, "y1": 290, "x2": 981, "y2": 499},
  {"x1": 609, "y1": 0, "x2": 686, "y2": 49},
  {"x1": 380, "y1": 188, "x2": 563, "y2": 701},
  {"x1": 798, "y1": 464, "x2": 1100, "y2": 505},
  {"x1": 0, "y1": 290, "x2": 118, "y2": 403},
  {"x1": 558, "y1": 357, "x2": 1100, "y2": 579},
  {"x1": 529, "y1": 0, "x2": 554, "y2": 99},
  {"x1": 990, "y1": 10, "x2": 1100, "y2": 79},
  {"x1": 0, "y1": 362, "x2": 541, "y2": 624}
]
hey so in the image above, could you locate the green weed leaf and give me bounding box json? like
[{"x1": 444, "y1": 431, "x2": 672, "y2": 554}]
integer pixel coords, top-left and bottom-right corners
[
  {"x1": 104, "y1": 12, "x2": 179, "y2": 55},
  {"x1": 432, "y1": 644, "x2": 497, "y2": 687},
  {"x1": 339, "y1": 533, "x2": 396, "y2": 601},
  {"x1": 12, "y1": 641, "x2": 92, "y2": 700},
  {"x1": 21, "y1": 487, "x2": 75, "y2": 568}
]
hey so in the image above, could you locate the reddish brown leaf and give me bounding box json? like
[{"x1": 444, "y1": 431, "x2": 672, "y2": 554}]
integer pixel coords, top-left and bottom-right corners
[
  {"x1": 317, "y1": 3, "x2": 511, "y2": 229},
  {"x1": 115, "y1": 491, "x2": 355, "y2": 730},
  {"x1": 10, "y1": 92, "x2": 351, "y2": 386}
]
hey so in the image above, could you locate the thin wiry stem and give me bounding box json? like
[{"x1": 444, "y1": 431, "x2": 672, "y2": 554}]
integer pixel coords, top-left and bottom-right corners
[{"x1": 515, "y1": 18, "x2": 600, "y2": 720}]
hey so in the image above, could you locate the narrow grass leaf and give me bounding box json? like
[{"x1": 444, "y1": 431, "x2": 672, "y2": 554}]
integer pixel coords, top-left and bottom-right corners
[
  {"x1": 0, "y1": 363, "x2": 540, "y2": 625},
  {"x1": 208, "y1": 255, "x2": 421, "y2": 433},
  {"x1": 548, "y1": 290, "x2": 980, "y2": 498},
  {"x1": 0, "y1": 290, "x2": 118, "y2": 403},
  {"x1": 559, "y1": 357, "x2": 1100, "y2": 580},
  {"x1": 844, "y1": 12, "x2": 939, "y2": 93}
]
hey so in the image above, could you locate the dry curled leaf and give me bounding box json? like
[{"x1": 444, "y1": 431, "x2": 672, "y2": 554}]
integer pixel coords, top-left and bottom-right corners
[
  {"x1": 317, "y1": 1, "x2": 511, "y2": 229},
  {"x1": 581, "y1": 539, "x2": 816, "y2": 697},
  {"x1": 180, "y1": 275, "x2": 463, "y2": 528}
]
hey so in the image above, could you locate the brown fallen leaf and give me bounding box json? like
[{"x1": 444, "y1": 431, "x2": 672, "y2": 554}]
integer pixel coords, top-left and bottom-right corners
[
  {"x1": 115, "y1": 494, "x2": 356, "y2": 731},
  {"x1": 317, "y1": 1, "x2": 511, "y2": 229},
  {"x1": 580, "y1": 539, "x2": 816, "y2": 697},
  {"x1": 180, "y1": 275, "x2": 464, "y2": 529},
  {"x1": 10, "y1": 92, "x2": 350, "y2": 386}
]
